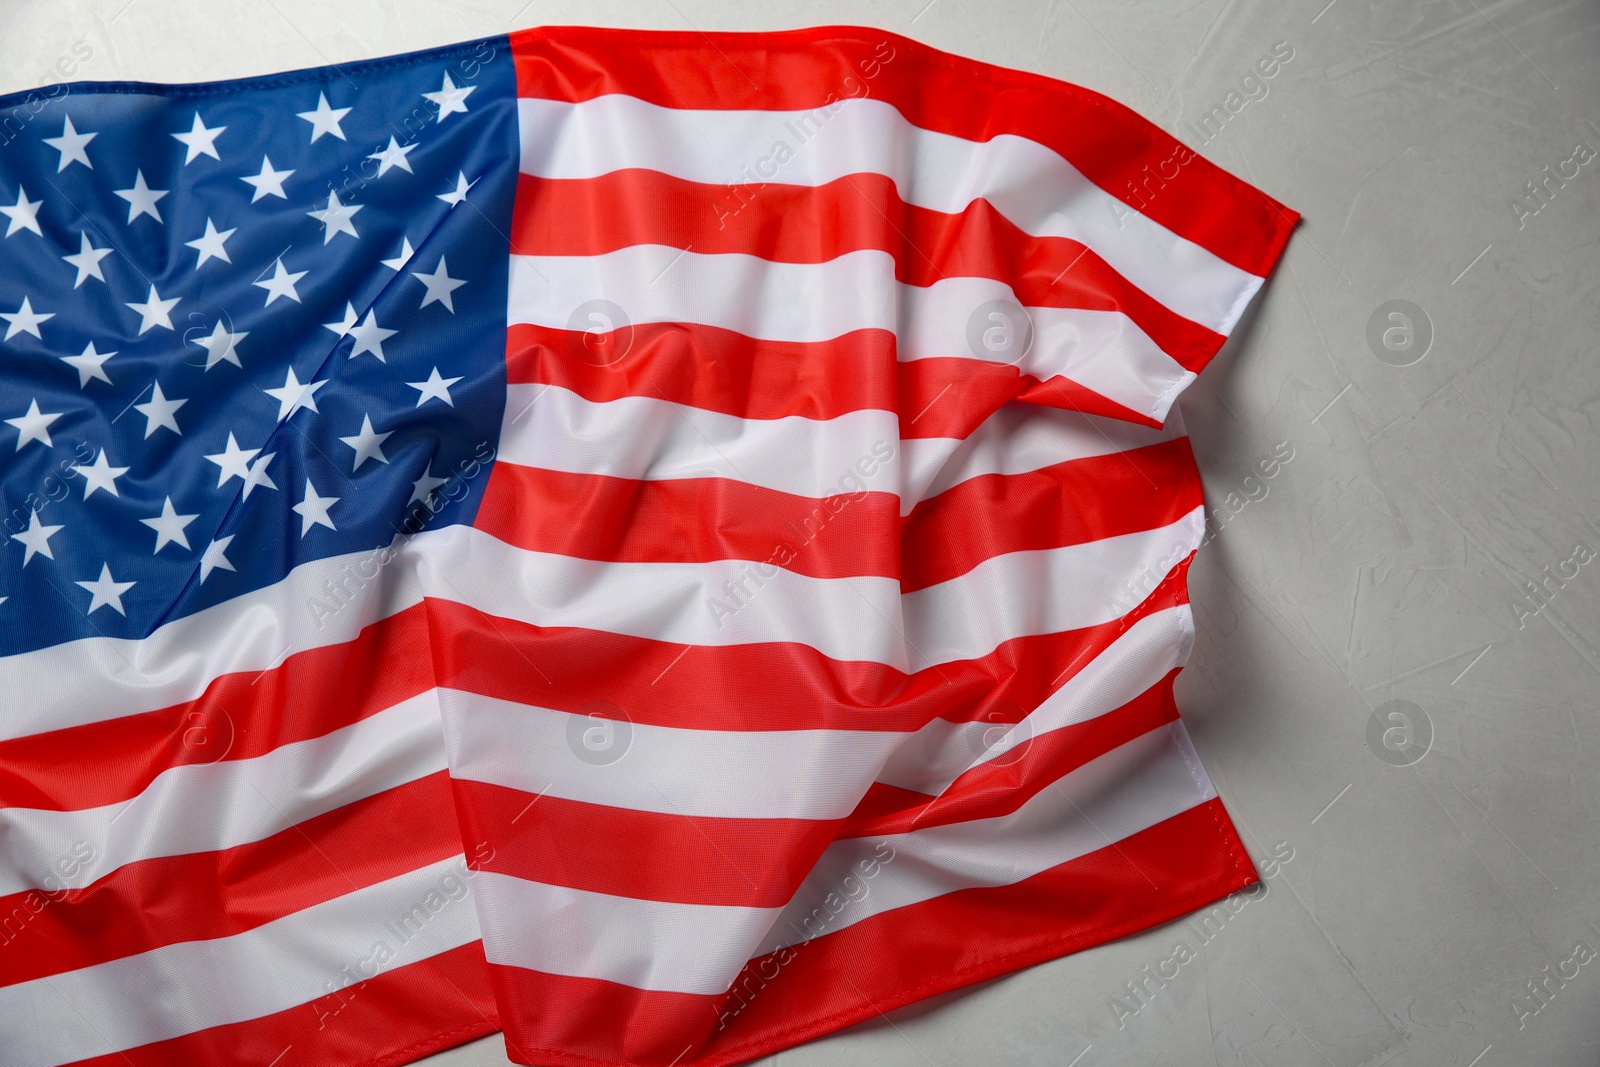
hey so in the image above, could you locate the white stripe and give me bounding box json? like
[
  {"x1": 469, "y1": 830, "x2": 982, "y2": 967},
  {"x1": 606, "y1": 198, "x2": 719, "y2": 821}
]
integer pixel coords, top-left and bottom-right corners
[
  {"x1": 874, "y1": 604, "x2": 1193, "y2": 796},
  {"x1": 901, "y1": 402, "x2": 1184, "y2": 513},
  {"x1": 439, "y1": 527, "x2": 903, "y2": 669},
  {"x1": 508, "y1": 249, "x2": 1191, "y2": 419},
  {"x1": 900, "y1": 508, "x2": 1204, "y2": 669},
  {"x1": 0, "y1": 692, "x2": 445, "y2": 896},
  {"x1": 510, "y1": 247, "x2": 884, "y2": 345},
  {"x1": 0, "y1": 542, "x2": 430, "y2": 743},
  {"x1": 0, "y1": 857, "x2": 479, "y2": 1067},
  {"x1": 517, "y1": 95, "x2": 1263, "y2": 332},
  {"x1": 441, "y1": 691, "x2": 904, "y2": 820},
  {"x1": 498, "y1": 385, "x2": 1190, "y2": 518},
  {"x1": 754, "y1": 720, "x2": 1216, "y2": 955},
  {"x1": 500, "y1": 382, "x2": 898, "y2": 501},
  {"x1": 474, "y1": 870, "x2": 776, "y2": 996},
  {"x1": 428, "y1": 515, "x2": 1202, "y2": 672}
]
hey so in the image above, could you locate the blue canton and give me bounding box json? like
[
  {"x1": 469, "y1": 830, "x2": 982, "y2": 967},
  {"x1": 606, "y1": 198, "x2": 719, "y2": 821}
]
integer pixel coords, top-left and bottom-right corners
[{"x1": 0, "y1": 38, "x2": 516, "y2": 655}]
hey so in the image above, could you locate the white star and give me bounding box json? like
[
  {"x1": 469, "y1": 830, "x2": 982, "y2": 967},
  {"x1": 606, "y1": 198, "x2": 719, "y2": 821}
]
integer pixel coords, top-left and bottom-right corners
[
  {"x1": 0, "y1": 186, "x2": 42, "y2": 237},
  {"x1": 381, "y1": 237, "x2": 414, "y2": 271},
  {"x1": 292, "y1": 479, "x2": 339, "y2": 536},
  {"x1": 264, "y1": 368, "x2": 328, "y2": 421},
  {"x1": 6, "y1": 399, "x2": 61, "y2": 450},
  {"x1": 424, "y1": 73, "x2": 476, "y2": 122},
  {"x1": 412, "y1": 257, "x2": 466, "y2": 313},
  {"x1": 241, "y1": 155, "x2": 294, "y2": 201},
  {"x1": 61, "y1": 341, "x2": 116, "y2": 388},
  {"x1": 339, "y1": 414, "x2": 392, "y2": 471},
  {"x1": 134, "y1": 383, "x2": 186, "y2": 438},
  {"x1": 203, "y1": 433, "x2": 260, "y2": 486},
  {"x1": 437, "y1": 172, "x2": 477, "y2": 207},
  {"x1": 199, "y1": 535, "x2": 236, "y2": 582},
  {"x1": 194, "y1": 319, "x2": 247, "y2": 370},
  {"x1": 114, "y1": 170, "x2": 168, "y2": 223},
  {"x1": 408, "y1": 468, "x2": 448, "y2": 507},
  {"x1": 125, "y1": 284, "x2": 179, "y2": 334},
  {"x1": 322, "y1": 302, "x2": 358, "y2": 337},
  {"x1": 307, "y1": 190, "x2": 362, "y2": 243},
  {"x1": 62, "y1": 232, "x2": 113, "y2": 287},
  {"x1": 254, "y1": 258, "x2": 307, "y2": 306},
  {"x1": 76, "y1": 563, "x2": 135, "y2": 615},
  {"x1": 240, "y1": 452, "x2": 278, "y2": 499},
  {"x1": 172, "y1": 112, "x2": 226, "y2": 163},
  {"x1": 140, "y1": 497, "x2": 199, "y2": 553},
  {"x1": 406, "y1": 367, "x2": 463, "y2": 407},
  {"x1": 12, "y1": 511, "x2": 63, "y2": 565},
  {"x1": 2, "y1": 297, "x2": 54, "y2": 340},
  {"x1": 347, "y1": 310, "x2": 397, "y2": 362},
  {"x1": 184, "y1": 217, "x2": 235, "y2": 267},
  {"x1": 43, "y1": 116, "x2": 96, "y2": 171},
  {"x1": 367, "y1": 136, "x2": 417, "y2": 177},
  {"x1": 297, "y1": 92, "x2": 351, "y2": 142},
  {"x1": 72, "y1": 449, "x2": 128, "y2": 499}
]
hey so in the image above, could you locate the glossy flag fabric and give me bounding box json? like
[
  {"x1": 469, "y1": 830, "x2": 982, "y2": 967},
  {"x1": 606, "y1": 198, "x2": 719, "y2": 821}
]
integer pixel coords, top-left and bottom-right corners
[{"x1": 0, "y1": 25, "x2": 1296, "y2": 1067}]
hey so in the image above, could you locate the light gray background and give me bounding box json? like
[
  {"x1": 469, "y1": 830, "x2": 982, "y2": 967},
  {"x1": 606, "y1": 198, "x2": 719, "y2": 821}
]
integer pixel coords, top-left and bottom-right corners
[{"x1": 4, "y1": 0, "x2": 1597, "y2": 1064}]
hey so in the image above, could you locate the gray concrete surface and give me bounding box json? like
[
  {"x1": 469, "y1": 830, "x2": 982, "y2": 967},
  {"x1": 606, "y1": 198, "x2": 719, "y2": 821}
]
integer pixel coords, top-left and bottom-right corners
[{"x1": 4, "y1": 0, "x2": 1597, "y2": 1064}]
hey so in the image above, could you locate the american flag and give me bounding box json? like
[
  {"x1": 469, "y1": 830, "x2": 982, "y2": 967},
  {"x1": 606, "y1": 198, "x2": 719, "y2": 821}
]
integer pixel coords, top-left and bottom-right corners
[{"x1": 0, "y1": 25, "x2": 1296, "y2": 1067}]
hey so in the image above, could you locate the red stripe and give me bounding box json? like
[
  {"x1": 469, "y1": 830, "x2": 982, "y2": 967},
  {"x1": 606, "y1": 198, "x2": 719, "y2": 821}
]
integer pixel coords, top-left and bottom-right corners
[
  {"x1": 456, "y1": 781, "x2": 838, "y2": 909},
  {"x1": 475, "y1": 463, "x2": 900, "y2": 580},
  {"x1": 900, "y1": 439, "x2": 1202, "y2": 591},
  {"x1": 0, "y1": 602, "x2": 434, "y2": 812},
  {"x1": 510, "y1": 170, "x2": 1223, "y2": 372},
  {"x1": 0, "y1": 771, "x2": 460, "y2": 986},
  {"x1": 506, "y1": 321, "x2": 898, "y2": 420},
  {"x1": 58, "y1": 941, "x2": 497, "y2": 1067},
  {"x1": 839, "y1": 669, "x2": 1182, "y2": 839},
  {"x1": 505, "y1": 324, "x2": 1159, "y2": 434},
  {"x1": 487, "y1": 798, "x2": 1255, "y2": 1067},
  {"x1": 423, "y1": 558, "x2": 1191, "y2": 735},
  {"x1": 476, "y1": 443, "x2": 1197, "y2": 592},
  {"x1": 508, "y1": 26, "x2": 1297, "y2": 277}
]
